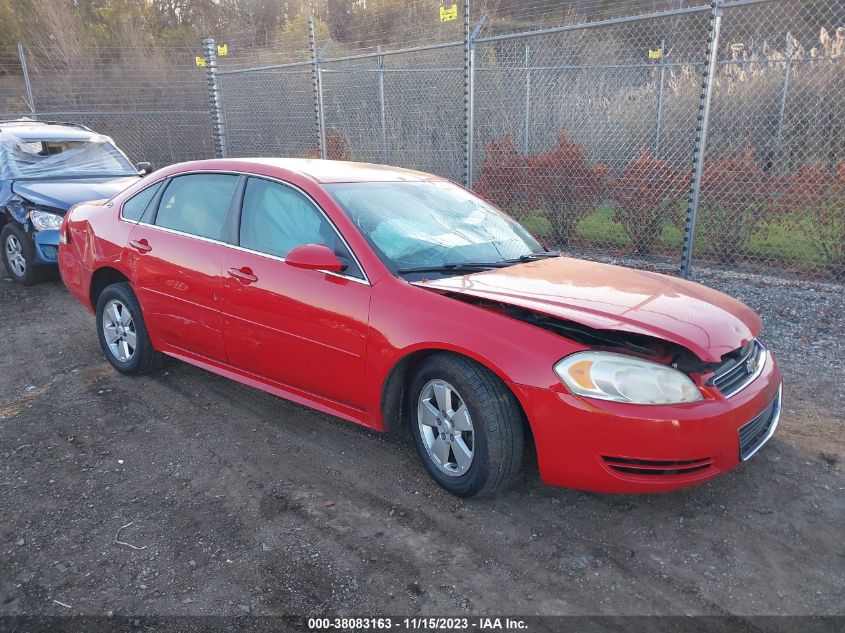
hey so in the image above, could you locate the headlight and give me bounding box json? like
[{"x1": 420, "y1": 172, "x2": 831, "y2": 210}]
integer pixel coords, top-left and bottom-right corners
[
  {"x1": 554, "y1": 351, "x2": 703, "y2": 405},
  {"x1": 29, "y1": 210, "x2": 64, "y2": 231}
]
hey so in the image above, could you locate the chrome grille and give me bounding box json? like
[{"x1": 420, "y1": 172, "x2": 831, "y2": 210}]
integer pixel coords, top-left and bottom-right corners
[{"x1": 710, "y1": 339, "x2": 767, "y2": 398}]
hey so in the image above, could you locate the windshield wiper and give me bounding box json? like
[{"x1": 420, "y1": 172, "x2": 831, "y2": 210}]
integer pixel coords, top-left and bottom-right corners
[
  {"x1": 398, "y1": 253, "x2": 560, "y2": 276},
  {"x1": 398, "y1": 262, "x2": 512, "y2": 275},
  {"x1": 506, "y1": 251, "x2": 561, "y2": 262}
]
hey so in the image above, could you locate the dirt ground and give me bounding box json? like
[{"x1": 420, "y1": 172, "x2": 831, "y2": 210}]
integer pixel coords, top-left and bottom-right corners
[{"x1": 0, "y1": 272, "x2": 843, "y2": 618}]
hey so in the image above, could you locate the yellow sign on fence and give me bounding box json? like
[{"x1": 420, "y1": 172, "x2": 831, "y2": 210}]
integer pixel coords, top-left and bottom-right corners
[
  {"x1": 195, "y1": 56, "x2": 206, "y2": 67},
  {"x1": 217, "y1": 44, "x2": 228, "y2": 57},
  {"x1": 648, "y1": 48, "x2": 663, "y2": 59},
  {"x1": 440, "y1": 4, "x2": 458, "y2": 22}
]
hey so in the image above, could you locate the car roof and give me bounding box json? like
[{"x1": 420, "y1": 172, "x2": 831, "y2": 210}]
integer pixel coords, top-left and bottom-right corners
[
  {"x1": 220, "y1": 158, "x2": 446, "y2": 184},
  {"x1": 0, "y1": 118, "x2": 99, "y2": 142}
]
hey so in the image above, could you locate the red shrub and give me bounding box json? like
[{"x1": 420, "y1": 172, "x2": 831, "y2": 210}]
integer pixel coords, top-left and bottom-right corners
[
  {"x1": 773, "y1": 162, "x2": 843, "y2": 211},
  {"x1": 611, "y1": 151, "x2": 684, "y2": 254},
  {"x1": 524, "y1": 130, "x2": 608, "y2": 244},
  {"x1": 474, "y1": 134, "x2": 527, "y2": 211},
  {"x1": 773, "y1": 161, "x2": 845, "y2": 269},
  {"x1": 305, "y1": 131, "x2": 351, "y2": 160},
  {"x1": 696, "y1": 147, "x2": 773, "y2": 260}
]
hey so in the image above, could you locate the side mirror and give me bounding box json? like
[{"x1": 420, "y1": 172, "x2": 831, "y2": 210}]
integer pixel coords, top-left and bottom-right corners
[
  {"x1": 137, "y1": 161, "x2": 153, "y2": 175},
  {"x1": 285, "y1": 243, "x2": 343, "y2": 272}
]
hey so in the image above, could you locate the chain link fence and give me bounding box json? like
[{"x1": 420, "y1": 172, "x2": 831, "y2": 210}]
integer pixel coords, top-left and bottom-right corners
[
  {"x1": 321, "y1": 46, "x2": 467, "y2": 179},
  {"x1": 693, "y1": 0, "x2": 845, "y2": 279},
  {"x1": 1, "y1": 0, "x2": 843, "y2": 282},
  {"x1": 472, "y1": 9, "x2": 711, "y2": 269},
  {"x1": 0, "y1": 45, "x2": 214, "y2": 168},
  {"x1": 218, "y1": 61, "x2": 316, "y2": 158}
]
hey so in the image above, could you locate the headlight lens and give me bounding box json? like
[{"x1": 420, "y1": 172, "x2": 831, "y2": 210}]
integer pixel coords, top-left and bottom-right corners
[
  {"x1": 554, "y1": 351, "x2": 703, "y2": 405},
  {"x1": 29, "y1": 210, "x2": 64, "y2": 231}
]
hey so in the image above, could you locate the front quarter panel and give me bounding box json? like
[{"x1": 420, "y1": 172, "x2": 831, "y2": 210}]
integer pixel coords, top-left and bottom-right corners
[{"x1": 365, "y1": 277, "x2": 589, "y2": 430}]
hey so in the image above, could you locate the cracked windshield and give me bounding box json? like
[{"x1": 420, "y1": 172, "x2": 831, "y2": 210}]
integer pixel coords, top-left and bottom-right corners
[{"x1": 327, "y1": 180, "x2": 544, "y2": 274}]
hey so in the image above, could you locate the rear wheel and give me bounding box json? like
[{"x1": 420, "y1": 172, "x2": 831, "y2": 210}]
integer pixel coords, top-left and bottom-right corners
[
  {"x1": 2, "y1": 223, "x2": 45, "y2": 286},
  {"x1": 409, "y1": 354, "x2": 523, "y2": 498},
  {"x1": 95, "y1": 282, "x2": 166, "y2": 375}
]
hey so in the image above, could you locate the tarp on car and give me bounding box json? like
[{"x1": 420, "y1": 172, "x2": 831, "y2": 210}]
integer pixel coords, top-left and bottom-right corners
[{"x1": 0, "y1": 130, "x2": 137, "y2": 182}]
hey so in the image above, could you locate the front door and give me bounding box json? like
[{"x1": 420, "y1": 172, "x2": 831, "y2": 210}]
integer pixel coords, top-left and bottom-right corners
[{"x1": 220, "y1": 176, "x2": 370, "y2": 409}]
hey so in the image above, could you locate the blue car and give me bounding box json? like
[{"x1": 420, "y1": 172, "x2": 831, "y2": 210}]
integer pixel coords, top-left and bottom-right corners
[{"x1": 0, "y1": 119, "x2": 150, "y2": 285}]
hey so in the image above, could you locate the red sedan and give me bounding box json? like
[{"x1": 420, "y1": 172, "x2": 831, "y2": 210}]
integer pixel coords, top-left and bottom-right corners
[{"x1": 58, "y1": 159, "x2": 782, "y2": 497}]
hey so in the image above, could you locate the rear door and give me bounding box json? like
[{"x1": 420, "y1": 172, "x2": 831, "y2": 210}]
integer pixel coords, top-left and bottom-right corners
[
  {"x1": 220, "y1": 176, "x2": 371, "y2": 409},
  {"x1": 128, "y1": 172, "x2": 239, "y2": 362}
]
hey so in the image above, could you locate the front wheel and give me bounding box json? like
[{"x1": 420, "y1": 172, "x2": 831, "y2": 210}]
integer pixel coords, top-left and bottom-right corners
[
  {"x1": 95, "y1": 282, "x2": 166, "y2": 375},
  {"x1": 409, "y1": 354, "x2": 524, "y2": 498},
  {"x1": 2, "y1": 223, "x2": 45, "y2": 286}
]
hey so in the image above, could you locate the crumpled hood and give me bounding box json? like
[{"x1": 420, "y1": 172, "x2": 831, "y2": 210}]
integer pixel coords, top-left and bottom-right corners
[
  {"x1": 12, "y1": 176, "x2": 139, "y2": 211},
  {"x1": 413, "y1": 257, "x2": 761, "y2": 362}
]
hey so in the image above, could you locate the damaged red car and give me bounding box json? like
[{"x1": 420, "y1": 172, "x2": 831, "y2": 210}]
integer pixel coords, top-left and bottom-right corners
[{"x1": 58, "y1": 159, "x2": 782, "y2": 497}]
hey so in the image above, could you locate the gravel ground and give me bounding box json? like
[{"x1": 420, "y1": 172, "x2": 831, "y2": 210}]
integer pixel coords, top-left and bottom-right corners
[{"x1": 0, "y1": 268, "x2": 843, "y2": 618}]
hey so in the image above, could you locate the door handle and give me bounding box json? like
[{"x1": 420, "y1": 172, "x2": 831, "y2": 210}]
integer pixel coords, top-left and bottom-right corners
[
  {"x1": 129, "y1": 239, "x2": 152, "y2": 254},
  {"x1": 227, "y1": 267, "x2": 258, "y2": 284}
]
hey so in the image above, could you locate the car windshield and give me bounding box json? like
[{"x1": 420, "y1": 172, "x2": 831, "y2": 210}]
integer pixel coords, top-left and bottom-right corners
[
  {"x1": 0, "y1": 134, "x2": 137, "y2": 180},
  {"x1": 325, "y1": 180, "x2": 545, "y2": 276}
]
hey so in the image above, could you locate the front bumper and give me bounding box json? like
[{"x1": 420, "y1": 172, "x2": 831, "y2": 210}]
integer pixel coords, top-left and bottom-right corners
[
  {"x1": 510, "y1": 352, "x2": 783, "y2": 493},
  {"x1": 32, "y1": 229, "x2": 60, "y2": 264}
]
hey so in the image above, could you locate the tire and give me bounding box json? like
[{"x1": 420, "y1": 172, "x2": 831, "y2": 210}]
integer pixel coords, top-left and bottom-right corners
[
  {"x1": 408, "y1": 353, "x2": 524, "y2": 498},
  {"x1": 95, "y1": 282, "x2": 166, "y2": 375},
  {"x1": 2, "y1": 223, "x2": 46, "y2": 286}
]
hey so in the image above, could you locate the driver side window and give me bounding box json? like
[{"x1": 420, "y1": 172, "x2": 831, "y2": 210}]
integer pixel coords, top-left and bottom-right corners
[{"x1": 239, "y1": 178, "x2": 363, "y2": 279}]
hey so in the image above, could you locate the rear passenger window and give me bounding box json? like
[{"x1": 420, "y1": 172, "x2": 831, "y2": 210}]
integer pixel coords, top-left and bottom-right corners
[
  {"x1": 155, "y1": 174, "x2": 238, "y2": 240},
  {"x1": 121, "y1": 181, "x2": 163, "y2": 221}
]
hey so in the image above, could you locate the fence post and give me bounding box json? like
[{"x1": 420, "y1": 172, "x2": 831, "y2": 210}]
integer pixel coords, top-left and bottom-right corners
[
  {"x1": 377, "y1": 46, "x2": 388, "y2": 160},
  {"x1": 523, "y1": 45, "x2": 531, "y2": 155},
  {"x1": 653, "y1": 38, "x2": 666, "y2": 157},
  {"x1": 680, "y1": 1, "x2": 722, "y2": 278},
  {"x1": 772, "y1": 32, "x2": 795, "y2": 161},
  {"x1": 464, "y1": 9, "x2": 487, "y2": 188},
  {"x1": 309, "y1": 16, "x2": 327, "y2": 160},
  {"x1": 17, "y1": 43, "x2": 36, "y2": 117},
  {"x1": 202, "y1": 37, "x2": 228, "y2": 158},
  {"x1": 463, "y1": 0, "x2": 473, "y2": 187}
]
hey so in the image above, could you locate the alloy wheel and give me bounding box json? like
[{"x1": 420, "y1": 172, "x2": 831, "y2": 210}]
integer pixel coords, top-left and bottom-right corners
[
  {"x1": 417, "y1": 379, "x2": 475, "y2": 476},
  {"x1": 5, "y1": 234, "x2": 26, "y2": 277},
  {"x1": 102, "y1": 299, "x2": 137, "y2": 362}
]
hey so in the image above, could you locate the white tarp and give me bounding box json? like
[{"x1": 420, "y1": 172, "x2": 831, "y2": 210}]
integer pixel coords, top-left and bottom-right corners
[{"x1": 0, "y1": 131, "x2": 137, "y2": 181}]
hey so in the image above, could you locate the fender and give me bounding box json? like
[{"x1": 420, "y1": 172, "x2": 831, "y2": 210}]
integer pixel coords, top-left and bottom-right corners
[{"x1": 364, "y1": 277, "x2": 588, "y2": 432}]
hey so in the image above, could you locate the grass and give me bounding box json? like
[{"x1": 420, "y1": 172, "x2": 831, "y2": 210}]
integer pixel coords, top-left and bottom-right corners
[
  {"x1": 572, "y1": 204, "x2": 838, "y2": 266},
  {"x1": 576, "y1": 204, "x2": 630, "y2": 247}
]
